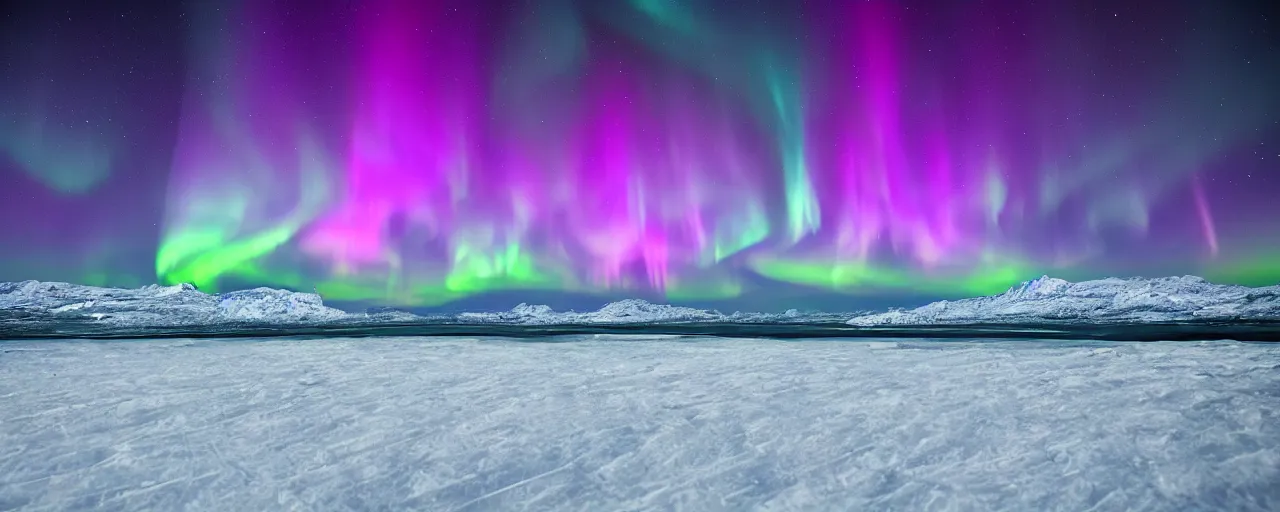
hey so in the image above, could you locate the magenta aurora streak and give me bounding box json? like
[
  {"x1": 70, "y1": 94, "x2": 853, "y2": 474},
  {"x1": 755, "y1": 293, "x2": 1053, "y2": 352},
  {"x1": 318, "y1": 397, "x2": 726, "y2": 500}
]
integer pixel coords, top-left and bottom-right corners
[{"x1": 2, "y1": 0, "x2": 1277, "y2": 307}]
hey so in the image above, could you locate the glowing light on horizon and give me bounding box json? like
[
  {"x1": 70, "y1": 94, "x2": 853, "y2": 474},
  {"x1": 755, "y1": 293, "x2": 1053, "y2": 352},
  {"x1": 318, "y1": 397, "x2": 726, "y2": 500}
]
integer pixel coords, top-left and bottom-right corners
[
  {"x1": 145, "y1": 0, "x2": 1280, "y2": 301},
  {"x1": 3, "y1": 0, "x2": 1276, "y2": 303}
]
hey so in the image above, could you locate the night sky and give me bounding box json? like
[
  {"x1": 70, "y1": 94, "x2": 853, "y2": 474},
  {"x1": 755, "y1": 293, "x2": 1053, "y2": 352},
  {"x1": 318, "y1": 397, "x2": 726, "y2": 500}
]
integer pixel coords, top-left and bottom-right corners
[{"x1": 2, "y1": 0, "x2": 1278, "y2": 311}]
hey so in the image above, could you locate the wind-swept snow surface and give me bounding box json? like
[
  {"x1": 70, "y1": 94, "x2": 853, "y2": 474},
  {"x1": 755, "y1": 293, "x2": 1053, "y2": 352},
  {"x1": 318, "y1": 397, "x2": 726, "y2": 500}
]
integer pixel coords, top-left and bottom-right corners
[
  {"x1": 849, "y1": 275, "x2": 1280, "y2": 326},
  {"x1": 2, "y1": 337, "x2": 1277, "y2": 510}
]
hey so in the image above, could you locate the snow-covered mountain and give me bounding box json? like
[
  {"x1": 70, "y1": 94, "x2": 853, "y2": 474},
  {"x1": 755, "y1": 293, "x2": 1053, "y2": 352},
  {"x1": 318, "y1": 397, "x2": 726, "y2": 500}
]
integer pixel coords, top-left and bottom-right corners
[
  {"x1": 10, "y1": 275, "x2": 1272, "y2": 332},
  {"x1": 456, "y1": 299, "x2": 726, "y2": 325},
  {"x1": 0, "y1": 281, "x2": 854, "y2": 331},
  {"x1": 848, "y1": 275, "x2": 1280, "y2": 326},
  {"x1": 454, "y1": 299, "x2": 859, "y2": 325},
  {"x1": 0, "y1": 280, "x2": 349, "y2": 327}
]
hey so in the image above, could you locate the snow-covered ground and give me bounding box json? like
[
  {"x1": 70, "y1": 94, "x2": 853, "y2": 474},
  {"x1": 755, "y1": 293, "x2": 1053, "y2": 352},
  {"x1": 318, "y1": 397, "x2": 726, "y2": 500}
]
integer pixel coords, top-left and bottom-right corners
[{"x1": 2, "y1": 337, "x2": 1277, "y2": 511}]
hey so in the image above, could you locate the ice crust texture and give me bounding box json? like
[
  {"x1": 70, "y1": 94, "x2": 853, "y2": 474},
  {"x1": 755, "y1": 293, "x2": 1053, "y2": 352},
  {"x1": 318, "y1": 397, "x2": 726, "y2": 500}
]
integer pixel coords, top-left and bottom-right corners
[
  {"x1": 849, "y1": 275, "x2": 1280, "y2": 326},
  {"x1": 1, "y1": 337, "x2": 1277, "y2": 510}
]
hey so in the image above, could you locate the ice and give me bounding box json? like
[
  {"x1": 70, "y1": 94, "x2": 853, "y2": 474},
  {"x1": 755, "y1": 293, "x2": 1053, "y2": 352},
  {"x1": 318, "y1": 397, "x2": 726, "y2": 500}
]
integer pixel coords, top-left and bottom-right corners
[
  {"x1": 850, "y1": 275, "x2": 1280, "y2": 326},
  {"x1": 1, "y1": 337, "x2": 1277, "y2": 510}
]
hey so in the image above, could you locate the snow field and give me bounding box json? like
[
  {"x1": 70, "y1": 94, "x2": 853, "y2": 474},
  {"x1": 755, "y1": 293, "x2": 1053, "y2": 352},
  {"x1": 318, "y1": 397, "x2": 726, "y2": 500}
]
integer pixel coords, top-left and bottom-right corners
[{"x1": 1, "y1": 337, "x2": 1277, "y2": 511}]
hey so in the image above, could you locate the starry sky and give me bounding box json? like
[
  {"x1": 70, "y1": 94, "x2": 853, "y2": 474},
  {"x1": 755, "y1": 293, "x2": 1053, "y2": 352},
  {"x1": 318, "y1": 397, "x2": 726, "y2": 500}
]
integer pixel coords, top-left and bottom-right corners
[{"x1": 1, "y1": 0, "x2": 1278, "y2": 311}]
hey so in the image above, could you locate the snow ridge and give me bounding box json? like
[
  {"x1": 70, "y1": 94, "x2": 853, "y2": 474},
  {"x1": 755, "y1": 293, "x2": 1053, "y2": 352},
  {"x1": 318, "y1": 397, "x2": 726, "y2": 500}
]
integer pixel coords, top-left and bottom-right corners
[{"x1": 848, "y1": 275, "x2": 1280, "y2": 326}]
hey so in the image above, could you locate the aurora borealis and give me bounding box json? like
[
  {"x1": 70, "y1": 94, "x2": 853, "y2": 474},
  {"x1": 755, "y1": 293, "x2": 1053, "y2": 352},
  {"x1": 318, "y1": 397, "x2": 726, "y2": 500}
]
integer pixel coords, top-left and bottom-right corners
[{"x1": 2, "y1": 0, "x2": 1278, "y2": 308}]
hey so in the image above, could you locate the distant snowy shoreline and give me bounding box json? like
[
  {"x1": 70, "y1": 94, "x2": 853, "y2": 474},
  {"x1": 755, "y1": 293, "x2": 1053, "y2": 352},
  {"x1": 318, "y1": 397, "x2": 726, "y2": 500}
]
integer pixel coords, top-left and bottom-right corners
[
  {"x1": 0, "y1": 280, "x2": 853, "y2": 329},
  {"x1": 848, "y1": 275, "x2": 1280, "y2": 326},
  {"x1": 2, "y1": 276, "x2": 1279, "y2": 336}
]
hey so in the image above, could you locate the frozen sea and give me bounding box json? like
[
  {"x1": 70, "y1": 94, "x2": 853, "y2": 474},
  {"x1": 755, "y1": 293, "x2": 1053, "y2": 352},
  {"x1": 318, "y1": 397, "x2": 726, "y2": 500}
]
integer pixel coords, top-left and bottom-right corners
[{"x1": 1, "y1": 336, "x2": 1278, "y2": 511}]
